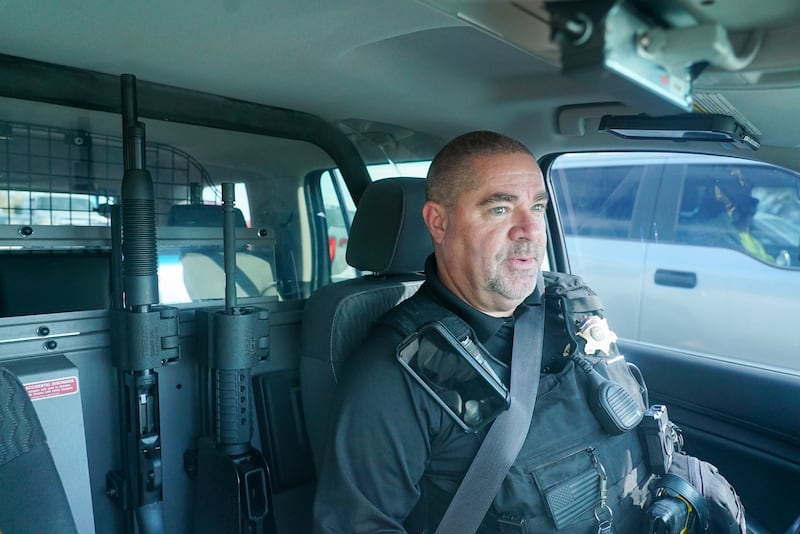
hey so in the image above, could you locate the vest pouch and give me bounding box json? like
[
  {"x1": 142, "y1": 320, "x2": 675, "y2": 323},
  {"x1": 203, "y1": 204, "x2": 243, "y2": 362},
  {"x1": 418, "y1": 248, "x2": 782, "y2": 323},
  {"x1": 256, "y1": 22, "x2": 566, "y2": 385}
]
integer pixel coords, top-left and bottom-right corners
[
  {"x1": 659, "y1": 452, "x2": 747, "y2": 534},
  {"x1": 489, "y1": 361, "x2": 652, "y2": 534},
  {"x1": 533, "y1": 447, "x2": 602, "y2": 529}
]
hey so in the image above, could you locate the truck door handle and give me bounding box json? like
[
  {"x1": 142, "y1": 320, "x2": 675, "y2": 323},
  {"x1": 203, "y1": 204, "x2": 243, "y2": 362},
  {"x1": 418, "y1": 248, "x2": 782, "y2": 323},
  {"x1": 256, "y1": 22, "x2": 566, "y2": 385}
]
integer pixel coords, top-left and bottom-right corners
[{"x1": 654, "y1": 269, "x2": 697, "y2": 289}]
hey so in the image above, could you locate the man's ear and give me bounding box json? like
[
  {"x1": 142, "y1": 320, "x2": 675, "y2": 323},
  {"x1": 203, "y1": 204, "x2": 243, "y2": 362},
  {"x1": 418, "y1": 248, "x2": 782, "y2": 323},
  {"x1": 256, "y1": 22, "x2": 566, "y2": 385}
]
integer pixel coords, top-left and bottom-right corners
[{"x1": 422, "y1": 200, "x2": 447, "y2": 244}]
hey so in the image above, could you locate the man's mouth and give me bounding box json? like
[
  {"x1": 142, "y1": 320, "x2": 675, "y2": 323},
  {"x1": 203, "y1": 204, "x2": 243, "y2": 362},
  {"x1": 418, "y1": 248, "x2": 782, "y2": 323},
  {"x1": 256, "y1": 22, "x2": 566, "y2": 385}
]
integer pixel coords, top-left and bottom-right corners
[{"x1": 507, "y1": 256, "x2": 536, "y2": 269}]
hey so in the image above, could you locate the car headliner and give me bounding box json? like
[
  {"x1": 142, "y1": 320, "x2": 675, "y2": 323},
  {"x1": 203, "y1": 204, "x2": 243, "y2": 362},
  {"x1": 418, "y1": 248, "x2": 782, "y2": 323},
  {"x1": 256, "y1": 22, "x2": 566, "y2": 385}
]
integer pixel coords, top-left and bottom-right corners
[{"x1": 1, "y1": 1, "x2": 799, "y2": 167}]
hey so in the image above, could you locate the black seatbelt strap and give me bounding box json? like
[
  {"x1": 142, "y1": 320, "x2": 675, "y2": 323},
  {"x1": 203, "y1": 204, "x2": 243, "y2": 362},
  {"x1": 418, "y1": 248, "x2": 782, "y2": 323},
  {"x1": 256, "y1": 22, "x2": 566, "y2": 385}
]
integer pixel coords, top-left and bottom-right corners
[{"x1": 435, "y1": 280, "x2": 546, "y2": 534}]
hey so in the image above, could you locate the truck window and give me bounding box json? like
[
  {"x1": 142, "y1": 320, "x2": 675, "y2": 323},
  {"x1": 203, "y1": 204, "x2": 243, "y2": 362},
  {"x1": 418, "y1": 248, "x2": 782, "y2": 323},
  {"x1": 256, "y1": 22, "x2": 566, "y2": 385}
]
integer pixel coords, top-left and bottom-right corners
[
  {"x1": 674, "y1": 163, "x2": 800, "y2": 266},
  {"x1": 551, "y1": 161, "x2": 644, "y2": 239}
]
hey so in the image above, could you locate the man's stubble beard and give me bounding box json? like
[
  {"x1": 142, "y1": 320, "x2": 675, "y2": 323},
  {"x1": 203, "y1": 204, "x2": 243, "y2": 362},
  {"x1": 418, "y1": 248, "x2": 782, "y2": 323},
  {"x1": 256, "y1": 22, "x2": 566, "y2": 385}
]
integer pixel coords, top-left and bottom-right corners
[{"x1": 484, "y1": 243, "x2": 544, "y2": 300}]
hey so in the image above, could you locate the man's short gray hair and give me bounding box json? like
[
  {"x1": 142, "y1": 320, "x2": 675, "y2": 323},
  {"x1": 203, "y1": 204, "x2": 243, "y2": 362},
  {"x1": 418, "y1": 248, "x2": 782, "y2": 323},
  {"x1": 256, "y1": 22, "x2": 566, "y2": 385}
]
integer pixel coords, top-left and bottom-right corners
[{"x1": 426, "y1": 131, "x2": 534, "y2": 207}]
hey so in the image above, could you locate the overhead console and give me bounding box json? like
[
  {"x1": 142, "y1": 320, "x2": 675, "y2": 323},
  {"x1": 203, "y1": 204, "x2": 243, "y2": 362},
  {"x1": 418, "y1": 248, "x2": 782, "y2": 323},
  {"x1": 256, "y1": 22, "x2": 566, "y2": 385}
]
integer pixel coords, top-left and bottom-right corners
[{"x1": 418, "y1": 0, "x2": 768, "y2": 117}]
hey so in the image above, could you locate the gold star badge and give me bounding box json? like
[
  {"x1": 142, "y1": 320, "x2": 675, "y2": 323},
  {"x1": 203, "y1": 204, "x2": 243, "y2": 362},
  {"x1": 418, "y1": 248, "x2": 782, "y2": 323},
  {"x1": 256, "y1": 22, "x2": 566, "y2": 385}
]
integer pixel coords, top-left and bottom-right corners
[{"x1": 576, "y1": 316, "x2": 617, "y2": 356}]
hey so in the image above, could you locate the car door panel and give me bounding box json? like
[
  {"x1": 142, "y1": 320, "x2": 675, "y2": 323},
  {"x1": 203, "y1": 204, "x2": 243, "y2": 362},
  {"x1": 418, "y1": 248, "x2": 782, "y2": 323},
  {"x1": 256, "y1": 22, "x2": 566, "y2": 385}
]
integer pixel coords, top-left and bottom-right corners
[
  {"x1": 623, "y1": 341, "x2": 800, "y2": 534},
  {"x1": 641, "y1": 242, "x2": 800, "y2": 371},
  {"x1": 564, "y1": 236, "x2": 647, "y2": 340}
]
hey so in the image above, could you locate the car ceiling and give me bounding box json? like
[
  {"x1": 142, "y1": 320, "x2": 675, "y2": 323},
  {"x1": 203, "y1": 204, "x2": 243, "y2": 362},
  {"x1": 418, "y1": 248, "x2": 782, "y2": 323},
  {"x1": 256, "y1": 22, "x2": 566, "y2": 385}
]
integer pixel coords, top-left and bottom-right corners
[{"x1": 1, "y1": 0, "x2": 800, "y2": 164}]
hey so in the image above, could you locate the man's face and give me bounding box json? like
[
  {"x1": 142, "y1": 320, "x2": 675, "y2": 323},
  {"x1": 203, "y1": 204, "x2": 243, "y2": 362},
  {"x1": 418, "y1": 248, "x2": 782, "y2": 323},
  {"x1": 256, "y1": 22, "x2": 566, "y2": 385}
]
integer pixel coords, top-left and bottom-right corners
[{"x1": 423, "y1": 152, "x2": 548, "y2": 317}]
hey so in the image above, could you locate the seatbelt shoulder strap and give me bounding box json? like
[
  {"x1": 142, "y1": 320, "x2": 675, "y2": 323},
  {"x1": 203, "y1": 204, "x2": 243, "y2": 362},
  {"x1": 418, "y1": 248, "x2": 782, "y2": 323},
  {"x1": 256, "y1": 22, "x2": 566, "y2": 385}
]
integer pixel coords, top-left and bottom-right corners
[{"x1": 435, "y1": 282, "x2": 546, "y2": 534}]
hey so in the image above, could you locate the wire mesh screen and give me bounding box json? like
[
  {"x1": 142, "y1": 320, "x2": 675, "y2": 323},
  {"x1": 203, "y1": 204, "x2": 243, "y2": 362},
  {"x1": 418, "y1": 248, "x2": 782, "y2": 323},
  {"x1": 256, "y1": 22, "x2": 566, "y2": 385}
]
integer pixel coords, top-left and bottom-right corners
[{"x1": 0, "y1": 120, "x2": 216, "y2": 226}]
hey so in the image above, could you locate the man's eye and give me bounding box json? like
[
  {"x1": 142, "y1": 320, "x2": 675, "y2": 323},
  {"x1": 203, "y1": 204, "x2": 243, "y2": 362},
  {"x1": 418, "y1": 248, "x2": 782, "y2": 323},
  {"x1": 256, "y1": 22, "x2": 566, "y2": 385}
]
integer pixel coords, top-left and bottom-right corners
[
  {"x1": 532, "y1": 203, "x2": 546, "y2": 212},
  {"x1": 491, "y1": 206, "x2": 508, "y2": 215}
]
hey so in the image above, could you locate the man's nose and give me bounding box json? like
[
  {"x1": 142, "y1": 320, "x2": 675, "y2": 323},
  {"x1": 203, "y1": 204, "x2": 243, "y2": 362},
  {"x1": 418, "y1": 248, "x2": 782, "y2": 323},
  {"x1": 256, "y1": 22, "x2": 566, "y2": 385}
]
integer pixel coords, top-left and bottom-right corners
[{"x1": 509, "y1": 209, "x2": 543, "y2": 240}]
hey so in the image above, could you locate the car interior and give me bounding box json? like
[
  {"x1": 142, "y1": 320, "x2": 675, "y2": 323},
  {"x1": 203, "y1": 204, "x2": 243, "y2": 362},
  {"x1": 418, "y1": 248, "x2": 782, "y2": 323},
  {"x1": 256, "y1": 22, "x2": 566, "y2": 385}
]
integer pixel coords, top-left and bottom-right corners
[{"x1": 0, "y1": 1, "x2": 798, "y2": 533}]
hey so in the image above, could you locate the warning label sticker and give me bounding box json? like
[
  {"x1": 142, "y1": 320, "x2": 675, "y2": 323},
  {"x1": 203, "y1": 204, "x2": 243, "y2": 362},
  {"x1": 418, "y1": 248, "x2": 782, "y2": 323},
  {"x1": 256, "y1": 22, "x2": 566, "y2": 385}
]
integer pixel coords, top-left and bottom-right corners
[{"x1": 24, "y1": 376, "x2": 79, "y2": 401}]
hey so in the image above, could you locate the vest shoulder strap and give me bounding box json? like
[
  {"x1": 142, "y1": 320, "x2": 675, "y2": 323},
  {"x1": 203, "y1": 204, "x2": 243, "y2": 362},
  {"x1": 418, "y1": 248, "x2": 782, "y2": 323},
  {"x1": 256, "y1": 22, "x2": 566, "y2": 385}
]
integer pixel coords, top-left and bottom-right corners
[{"x1": 376, "y1": 284, "x2": 455, "y2": 338}]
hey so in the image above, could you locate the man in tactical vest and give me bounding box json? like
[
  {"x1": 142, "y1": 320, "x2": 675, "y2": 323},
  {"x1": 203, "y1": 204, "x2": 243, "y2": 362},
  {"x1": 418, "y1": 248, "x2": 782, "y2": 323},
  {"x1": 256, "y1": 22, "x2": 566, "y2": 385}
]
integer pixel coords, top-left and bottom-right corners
[{"x1": 313, "y1": 131, "x2": 745, "y2": 533}]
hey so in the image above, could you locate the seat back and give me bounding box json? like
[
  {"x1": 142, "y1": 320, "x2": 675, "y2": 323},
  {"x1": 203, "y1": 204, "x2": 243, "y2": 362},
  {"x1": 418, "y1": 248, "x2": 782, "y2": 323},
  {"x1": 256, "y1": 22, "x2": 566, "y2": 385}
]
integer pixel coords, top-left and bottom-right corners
[
  {"x1": 300, "y1": 177, "x2": 431, "y2": 472},
  {"x1": 0, "y1": 366, "x2": 78, "y2": 533}
]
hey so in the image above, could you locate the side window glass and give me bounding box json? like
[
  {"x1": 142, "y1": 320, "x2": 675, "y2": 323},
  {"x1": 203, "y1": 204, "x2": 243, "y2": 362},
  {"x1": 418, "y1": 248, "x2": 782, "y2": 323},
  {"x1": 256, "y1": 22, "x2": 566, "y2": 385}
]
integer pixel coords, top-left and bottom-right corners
[
  {"x1": 0, "y1": 116, "x2": 337, "y2": 309},
  {"x1": 550, "y1": 155, "x2": 644, "y2": 238},
  {"x1": 550, "y1": 150, "x2": 800, "y2": 371},
  {"x1": 675, "y1": 163, "x2": 800, "y2": 267},
  {"x1": 319, "y1": 170, "x2": 356, "y2": 283},
  {"x1": 0, "y1": 124, "x2": 116, "y2": 226}
]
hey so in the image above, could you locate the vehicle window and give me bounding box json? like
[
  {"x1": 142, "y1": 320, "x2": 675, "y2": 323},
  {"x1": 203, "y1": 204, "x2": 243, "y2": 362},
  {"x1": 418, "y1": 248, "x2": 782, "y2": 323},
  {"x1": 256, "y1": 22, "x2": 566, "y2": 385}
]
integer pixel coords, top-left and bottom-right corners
[
  {"x1": 0, "y1": 110, "x2": 338, "y2": 309},
  {"x1": 551, "y1": 155, "x2": 646, "y2": 239},
  {"x1": 319, "y1": 169, "x2": 356, "y2": 283},
  {"x1": 367, "y1": 161, "x2": 431, "y2": 180},
  {"x1": 0, "y1": 124, "x2": 117, "y2": 226},
  {"x1": 674, "y1": 163, "x2": 800, "y2": 267},
  {"x1": 551, "y1": 151, "x2": 800, "y2": 372},
  {"x1": 201, "y1": 183, "x2": 251, "y2": 226}
]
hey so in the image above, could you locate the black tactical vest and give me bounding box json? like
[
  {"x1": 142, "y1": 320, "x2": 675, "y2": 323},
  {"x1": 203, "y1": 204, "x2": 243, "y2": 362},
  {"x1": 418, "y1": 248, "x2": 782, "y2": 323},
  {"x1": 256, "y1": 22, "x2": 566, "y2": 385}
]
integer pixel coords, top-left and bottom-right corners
[{"x1": 380, "y1": 271, "x2": 654, "y2": 533}]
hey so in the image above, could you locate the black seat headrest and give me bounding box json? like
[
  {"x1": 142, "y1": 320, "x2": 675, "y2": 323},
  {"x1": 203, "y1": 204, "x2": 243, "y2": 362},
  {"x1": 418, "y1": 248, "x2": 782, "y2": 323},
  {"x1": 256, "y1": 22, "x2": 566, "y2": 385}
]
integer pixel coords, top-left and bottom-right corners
[{"x1": 346, "y1": 177, "x2": 431, "y2": 274}]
